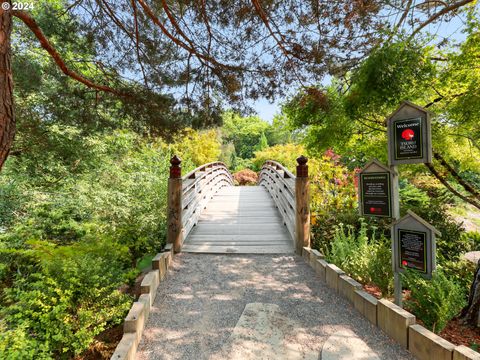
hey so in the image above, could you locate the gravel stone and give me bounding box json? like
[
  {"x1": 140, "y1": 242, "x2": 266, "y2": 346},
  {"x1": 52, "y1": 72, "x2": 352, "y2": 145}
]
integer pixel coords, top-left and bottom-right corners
[{"x1": 136, "y1": 254, "x2": 415, "y2": 360}]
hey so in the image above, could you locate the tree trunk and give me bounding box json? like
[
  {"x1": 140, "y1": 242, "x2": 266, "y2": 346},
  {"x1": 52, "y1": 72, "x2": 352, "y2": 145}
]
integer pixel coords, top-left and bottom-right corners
[
  {"x1": 0, "y1": 2, "x2": 15, "y2": 171},
  {"x1": 459, "y1": 260, "x2": 480, "y2": 327}
]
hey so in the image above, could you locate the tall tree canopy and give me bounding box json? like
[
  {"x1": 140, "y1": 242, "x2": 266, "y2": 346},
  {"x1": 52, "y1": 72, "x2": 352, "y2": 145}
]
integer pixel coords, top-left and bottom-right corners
[
  {"x1": 283, "y1": 6, "x2": 480, "y2": 209},
  {"x1": 0, "y1": 0, "x2": 477, "y2": 169}
]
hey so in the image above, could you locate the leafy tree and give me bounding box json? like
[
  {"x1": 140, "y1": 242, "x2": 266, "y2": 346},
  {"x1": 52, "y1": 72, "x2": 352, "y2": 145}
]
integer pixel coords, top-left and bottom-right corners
[
  {"x1": 252, "y1": 143, "x2": 305, "y2": 171},
  {"x1": 255, "y1": 132, "x2": 269, "y2": 152},
  {"x1": 266, "y1": 114, "x2": 298, "y2": 145},
  {"x1": 283, "y1": 20, "x2": 480, "y2": 210},
  {"x1": 221, "y1": 112, "x2": 270, "y2": 159},
  {"x1": 2, "y1": 0, "x2": 474, "y2": 169}
]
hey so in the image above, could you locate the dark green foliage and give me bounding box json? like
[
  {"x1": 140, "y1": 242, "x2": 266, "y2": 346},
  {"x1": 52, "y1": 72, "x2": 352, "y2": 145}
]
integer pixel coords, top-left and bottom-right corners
[
  {"x1": 399, "y1": 180, "x2": 431, "y2": 209},
  {"x1": 403, "y1": 268, "x2": 466, "y2": 333},
  {"x1": 345, "y1": 40, "x2": 436, "y2": 119},
  {"x1": 441, "y1": 258, "x2": 477, "y2": 296},
  {"x1": 465, "y1": 231, "x2": 480, "y2": 251},
  {"x1": 311, "y1": 209, "x2": 360, "y2": 255},
  {"x1": 369, "y1": 240, "x2": 395, "y2": 296}
]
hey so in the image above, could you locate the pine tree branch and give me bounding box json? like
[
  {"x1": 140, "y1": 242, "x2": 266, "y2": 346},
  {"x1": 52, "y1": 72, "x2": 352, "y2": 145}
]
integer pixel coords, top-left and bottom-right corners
[
  {"x1": 251, "y1": 0, "x2": 290, "y2": 57},
  {"x1": 12, "y1": 10, "x2": 126, "y2": 97},
  {"x1": 136, "y1": 0, "x2": 242, "y2": 71},
  {"x1": 131, "y1": 0, "x2": 149, "y2": 88},
  {"x1": 410, "y1": 0, "x2": 475, "y2": 38}
]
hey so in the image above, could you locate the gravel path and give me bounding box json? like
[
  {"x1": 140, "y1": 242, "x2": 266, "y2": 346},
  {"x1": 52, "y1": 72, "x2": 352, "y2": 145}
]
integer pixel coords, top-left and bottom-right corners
[{"x1": 136, "y1": 254, "x2": 415, "y2": 360}]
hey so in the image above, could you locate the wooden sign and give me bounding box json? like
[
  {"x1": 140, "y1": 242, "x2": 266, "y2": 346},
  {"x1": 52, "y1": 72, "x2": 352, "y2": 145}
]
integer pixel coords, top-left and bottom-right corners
[
  {"x1": 392, "y1": 210, "x2": 440, "y2": 279},
  {"x1": 358, "y1": 160, "x2": 393, "y2": 218},
  {"x1": 387, "y1": 101, "x2": 432, "y2": 165}
]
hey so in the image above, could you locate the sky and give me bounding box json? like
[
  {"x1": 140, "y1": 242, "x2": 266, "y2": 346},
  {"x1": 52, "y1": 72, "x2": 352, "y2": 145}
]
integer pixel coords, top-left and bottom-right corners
[{"x1": 253, "y1": 98, "x2": 280, "y2": 123}]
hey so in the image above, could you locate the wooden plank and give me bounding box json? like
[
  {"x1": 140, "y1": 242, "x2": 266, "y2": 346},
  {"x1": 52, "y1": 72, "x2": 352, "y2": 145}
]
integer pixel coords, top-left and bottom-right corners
[
  {"x1": 187, "y1": 234, "x2": 293, "y2": 241},
  {"x1": 191, "y1": 224, "x2": 286, "y2": 235},
  {"x1": 198, "y1": 211, "x2": 279, "y2": 216},
  {"x1": 181, "y1": 245, "x2": 294, "y2": 254},
  {"x1": 185, "y1": 241, "x2": 291, "y2": 246},
  {"x1": 197, "y1": 218, "x2": 283, "y2": 224}
]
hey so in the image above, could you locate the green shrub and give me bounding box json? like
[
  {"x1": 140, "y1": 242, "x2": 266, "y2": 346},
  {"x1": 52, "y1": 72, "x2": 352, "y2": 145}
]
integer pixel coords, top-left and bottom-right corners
[
  {"x1": 0, "y1": 239, "x2": 133, "y2": 359},
  {"x1": 0, "y1": 322, "x2": 51, "y2": 360},
  {"x1": 441, "y1": 259, "x2": 476, "y2": 297},
  {"x1": 369, "y1": 240, "x2": 394, "y2": 296},
  {"x1": 0, "y1": 129, "x2": 217, "y2": 358},
  {"x1": 325, "y1": 220, "x2": 393, "y2": 296},
  {"x1": 403, "y1": 268, "x2": 466, "y2": 333},
  {"x1": 464, "y1": 231, "x2": 480, "y2": 251},
  {"x1": 399, "y1": 180, "x2": 431, "y2": 209}
]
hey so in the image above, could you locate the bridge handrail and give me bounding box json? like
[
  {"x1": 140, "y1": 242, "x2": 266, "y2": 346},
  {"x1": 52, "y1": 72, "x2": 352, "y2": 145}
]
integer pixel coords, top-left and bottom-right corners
[
  {"x1": 258, "y1": 160, "x2": 296, "y2": 242},
  {"x1": 180, "y1": 162, "x2": 234, "y2": 238}
]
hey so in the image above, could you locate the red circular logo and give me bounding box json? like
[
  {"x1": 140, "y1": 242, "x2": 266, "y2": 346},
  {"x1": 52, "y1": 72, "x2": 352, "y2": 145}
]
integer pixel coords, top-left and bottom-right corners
[{"x1": 401, "y1": 129, "x2": 415, "y2": 141}]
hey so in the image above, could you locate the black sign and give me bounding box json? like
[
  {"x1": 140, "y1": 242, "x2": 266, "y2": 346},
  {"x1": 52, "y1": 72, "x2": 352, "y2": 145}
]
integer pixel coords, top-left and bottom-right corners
[
  {"x1": 360, "y1": 172, "x2": 391, "y2": 217},
  {"x1": 394, "y1": 117, "x2": 423, "y2": 160},
  {"x1": 398, "y1": 230, "x2": 427, "y2": 273}
]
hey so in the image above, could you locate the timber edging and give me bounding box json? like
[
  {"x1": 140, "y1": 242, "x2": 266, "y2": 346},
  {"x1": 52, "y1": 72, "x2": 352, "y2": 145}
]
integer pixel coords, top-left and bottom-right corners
[
  {"x1": 301, "y1": 247, "x2": 480, "y2": 360},
  {"x1": 110, "y1": 243, "x2": 175, "y2": 360}
]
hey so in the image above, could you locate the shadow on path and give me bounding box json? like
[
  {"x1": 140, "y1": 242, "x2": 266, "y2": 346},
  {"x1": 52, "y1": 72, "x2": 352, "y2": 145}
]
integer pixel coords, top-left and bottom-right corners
[{"x1": 136, "y1": 254, "x2": 414, "y2": 360}]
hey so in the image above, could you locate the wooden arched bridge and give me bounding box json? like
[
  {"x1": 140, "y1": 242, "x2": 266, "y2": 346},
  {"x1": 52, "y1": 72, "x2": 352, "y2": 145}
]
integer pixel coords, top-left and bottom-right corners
[
  {"x1": 113, "y1": 155, "x2": 418, "y2": 360},
  {"x1": 167, "y1": 155, "x2": 310, "y2": 255}
]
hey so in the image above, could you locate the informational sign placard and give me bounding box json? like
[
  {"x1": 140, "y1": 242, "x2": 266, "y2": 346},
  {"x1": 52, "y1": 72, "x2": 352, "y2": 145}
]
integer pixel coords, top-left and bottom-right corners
[
  {"x1": 387, "y1": 101, "x2": 432, "y2": 165},
  {"x1": 393, "y1": 117, "x2": 423, "y2": 160},
  {"x1": 398, "y1": 229, "x2": 427, "y2": 273},
  {"x1": 360, "y1": 172, "x2": 392, "y2": 217},
  {"x1": 392, "y1": 210, "x2": 439, "y2": 279}
]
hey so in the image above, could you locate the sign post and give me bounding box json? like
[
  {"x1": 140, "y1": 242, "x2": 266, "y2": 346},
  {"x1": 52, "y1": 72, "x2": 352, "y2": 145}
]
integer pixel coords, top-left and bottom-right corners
[{"x1": 386, "y1": 101, "x2": 433, "y2": 306}]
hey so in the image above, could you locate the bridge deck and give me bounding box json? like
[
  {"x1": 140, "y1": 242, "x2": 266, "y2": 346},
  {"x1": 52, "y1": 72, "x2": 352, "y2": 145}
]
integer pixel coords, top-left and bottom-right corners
[{"x1": 182, "y1": 186, "x2": 294, "y2": 254}]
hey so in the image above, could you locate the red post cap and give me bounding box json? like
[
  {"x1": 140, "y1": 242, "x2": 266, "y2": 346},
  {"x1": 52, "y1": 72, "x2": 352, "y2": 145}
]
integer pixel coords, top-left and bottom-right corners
[
  {"x1": 170, "y1": 155, "x2": 182, "y2": 178},
  {"x1": 296, "y1": 155, "x2": 308, "y2": 177}
]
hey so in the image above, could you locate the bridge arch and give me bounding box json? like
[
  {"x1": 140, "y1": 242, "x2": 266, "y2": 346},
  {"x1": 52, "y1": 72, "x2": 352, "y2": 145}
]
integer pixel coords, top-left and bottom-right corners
[{"x1": 167, "y1": 155, "x2": 310, "y2": 254}]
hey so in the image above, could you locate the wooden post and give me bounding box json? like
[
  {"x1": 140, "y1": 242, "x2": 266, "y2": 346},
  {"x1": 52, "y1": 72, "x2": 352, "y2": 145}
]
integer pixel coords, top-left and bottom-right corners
[
  {"x1": 295, "y1": 155, "x2": 310, "y2": 255},
  {"x1": 167, "y1": 155, "x2": 183, "y2": 253},
  {"x1": 391, "y1": 164, "x2": 402, "y2": 307}
]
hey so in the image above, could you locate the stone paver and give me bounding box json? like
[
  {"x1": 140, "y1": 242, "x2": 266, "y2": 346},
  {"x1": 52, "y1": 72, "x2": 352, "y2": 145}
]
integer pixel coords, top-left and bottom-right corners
[
  {"x1": 136, "y1": 254, "x2": 415, "y2": 360},
  {"x1": 322, "y1": 328, "x2": 381, "y2": 360}
]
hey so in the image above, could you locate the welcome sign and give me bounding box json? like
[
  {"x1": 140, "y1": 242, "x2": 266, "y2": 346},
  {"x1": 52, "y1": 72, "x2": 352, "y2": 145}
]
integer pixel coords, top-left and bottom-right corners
[
  {"x1": 394, "y1": 117, "x2": 423, "y2": 160},
  {"x1": 387, "y1": 102, "x2": 432, "y2": 165}
]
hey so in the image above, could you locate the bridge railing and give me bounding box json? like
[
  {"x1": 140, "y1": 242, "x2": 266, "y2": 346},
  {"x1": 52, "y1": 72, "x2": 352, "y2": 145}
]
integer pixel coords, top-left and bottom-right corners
[
  {"x1": 167, "y1": 156, "x2": 234, "y2": 252},
  {"x1": 258, "y1": 156, "x2": 310, "y2": 254},
  {"x1": 258, "y1": 160, "x2": 296, "y2": 241}
]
